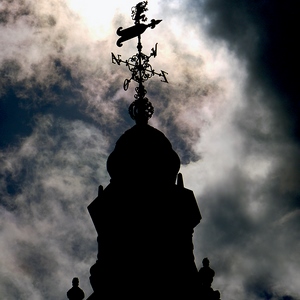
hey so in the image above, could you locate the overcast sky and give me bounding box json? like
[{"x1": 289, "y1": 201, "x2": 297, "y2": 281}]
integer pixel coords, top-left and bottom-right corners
[{"x1": 0, "y1": 0, "x2": 299, "y2": 299}]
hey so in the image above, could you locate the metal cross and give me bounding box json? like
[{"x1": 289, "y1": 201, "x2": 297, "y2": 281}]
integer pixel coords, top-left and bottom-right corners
[{"x1": 111, "y1": 1, "x2": 168, "y2": 124}]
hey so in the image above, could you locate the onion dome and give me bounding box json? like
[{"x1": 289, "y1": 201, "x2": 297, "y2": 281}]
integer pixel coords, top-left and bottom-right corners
[{"x1": 107, "y1": 124, "x2": 180, "y2": 186}]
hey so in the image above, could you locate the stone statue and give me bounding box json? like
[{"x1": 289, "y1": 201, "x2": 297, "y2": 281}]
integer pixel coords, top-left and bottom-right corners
[
  {"x1": 67, "y1": 277, "x2": 85, "y2": 300},
  {"x1": 198, "y1": 258, "x2": 221, "y2": 300}
]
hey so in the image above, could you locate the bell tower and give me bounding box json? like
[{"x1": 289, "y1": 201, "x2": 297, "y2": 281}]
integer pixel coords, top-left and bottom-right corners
[{"x1": 86, "y1": 2, "x2": 202, "y2": 299}]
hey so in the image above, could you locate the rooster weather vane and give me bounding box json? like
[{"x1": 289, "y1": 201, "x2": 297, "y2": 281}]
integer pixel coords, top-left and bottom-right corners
[{"x1": 111, "y1": 1, "x2": 168, "y2": 124}]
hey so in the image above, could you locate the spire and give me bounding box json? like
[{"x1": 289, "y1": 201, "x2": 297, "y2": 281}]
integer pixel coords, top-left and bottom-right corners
[{"x1": 111, "y1": 1, "x2": 168, "y2": 124}]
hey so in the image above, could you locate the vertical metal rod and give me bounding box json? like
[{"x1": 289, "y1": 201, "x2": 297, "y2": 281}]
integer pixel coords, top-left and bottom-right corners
[{"x1": 137, "y1": 33, "x2": 143, "y2": 98}]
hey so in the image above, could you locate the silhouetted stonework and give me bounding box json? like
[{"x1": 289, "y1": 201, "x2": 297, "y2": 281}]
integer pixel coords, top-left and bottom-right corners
[{"x1": 87, "y1": 124, "x2": 202, "y2": 299}]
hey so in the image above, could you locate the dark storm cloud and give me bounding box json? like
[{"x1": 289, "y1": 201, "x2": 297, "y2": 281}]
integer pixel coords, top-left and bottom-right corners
[
  {"x1": 0, "y1": 54, "x2": 127, "y2": 149},
  {"x1": 0, "y1": 57, "x2": 87, "y2": 147},
  {"x1": 187, "y1": 0, "x2": 300, "y2": 227},
  {"x1": 0, "y1": 115, "x2": 110, "y2": 298},
  {"x1": 185, "y1": 0, "x2": 299, "y2": 139},
  {"x1": 174, "y1": 1, "x2": 300, "y2": 299}
]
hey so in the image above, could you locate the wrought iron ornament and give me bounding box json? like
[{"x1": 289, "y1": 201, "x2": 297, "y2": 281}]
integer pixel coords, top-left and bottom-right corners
[{"x1": 111, "y1": 1, "x2": 168, "y2": 124}]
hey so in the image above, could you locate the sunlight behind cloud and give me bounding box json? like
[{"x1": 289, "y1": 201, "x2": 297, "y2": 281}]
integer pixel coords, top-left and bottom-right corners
[{"x1": 66, "y1": 0, "x2": 159, "y2": 39}]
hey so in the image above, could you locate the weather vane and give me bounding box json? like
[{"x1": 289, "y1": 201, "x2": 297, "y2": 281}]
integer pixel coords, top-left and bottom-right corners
[{"x1": 111, "y1": 1, "x2": 168, "y2": 124}]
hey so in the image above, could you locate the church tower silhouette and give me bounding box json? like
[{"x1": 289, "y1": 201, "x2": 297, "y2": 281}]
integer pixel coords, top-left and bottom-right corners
[{"x1": 85, "y1": 2, "x2": 202, "y2": 299}]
